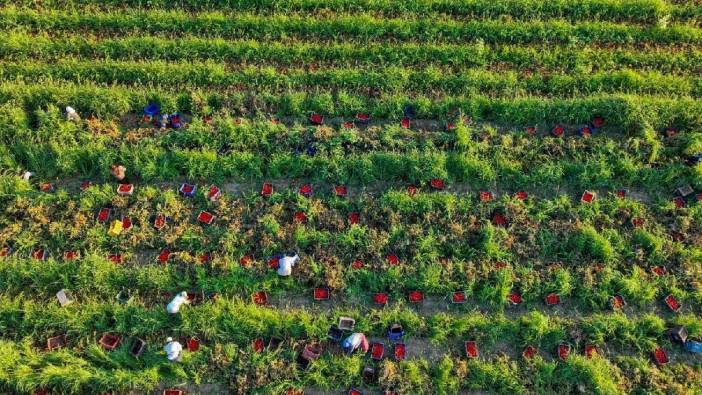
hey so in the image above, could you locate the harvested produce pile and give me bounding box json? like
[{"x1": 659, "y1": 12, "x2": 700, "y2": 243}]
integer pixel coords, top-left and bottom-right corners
[{"x1": 0, "y1": 1, "x2": 701, "y2": 394}]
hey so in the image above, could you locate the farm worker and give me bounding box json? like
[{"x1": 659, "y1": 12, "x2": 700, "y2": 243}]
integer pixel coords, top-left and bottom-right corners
[
  {"x1": 342, "y1": 332, "x2": 369, "y2": 355},
  {"x1": 21, "y1": 171, "x2": 33, "y2": 181},
  {"x1": 159, "y1": 114, "x2": 169, "y2": 130},
  {"x1": 166, "y1": 291, "x2": 189, "y2": 314},
  {"x1": 110, "y1": 164, "x2": 127, "y2": 182},
  {"x1": 164, "y1": 337, "x2": 183, "y2": 362},
  {"x1": 277, "y1": 252, "x2": 299, "y2": 276},
  {"x1": 66, "y1": 106, "x2": 80, "y2": 122}
]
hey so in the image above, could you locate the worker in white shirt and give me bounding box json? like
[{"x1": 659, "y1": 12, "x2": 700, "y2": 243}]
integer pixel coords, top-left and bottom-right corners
[
  {"x1": 164, "y1": 337, "x2": 183, "y2": 362},
  {"x1": 167, "y1": 291, "x2": 189, "y2": 314},
  {"x1": 277, "y1": 252, "x2": 299, "y2": 276},
  {"x1": 66, "y1": 106, "x2": 80, "y2": 122},
  {"x1": 342, "y1": 332, "x2": 369, "y2": 355}
]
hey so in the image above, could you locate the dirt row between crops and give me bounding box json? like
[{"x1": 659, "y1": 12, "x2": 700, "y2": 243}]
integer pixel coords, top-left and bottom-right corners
[{"x1": 51, "y1": 176, "x2": 658, "y2": 205}]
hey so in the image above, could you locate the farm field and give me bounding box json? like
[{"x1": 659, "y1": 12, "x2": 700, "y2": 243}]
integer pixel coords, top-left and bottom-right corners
[{"x1": 0, "y1": 0, "x2": 701, "y2": 394}]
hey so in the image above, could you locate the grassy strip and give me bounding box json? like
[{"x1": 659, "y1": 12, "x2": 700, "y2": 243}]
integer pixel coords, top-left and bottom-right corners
[
  {"x1": 0, "y1": 296, "x2": 700, "y2": 393},
  {"x1": 1, "y1": 179, "x2": 700, "y2": 308},
  {"x1": 0, "y1": 0, "x2": 675, "y2": 23},
  {"x1": 2, "y1": 61, "x2": 702, "y2": 98},
  {"x1": 3, "y1": 33, "x2": 702, "y2": 75},
  {"x1": 1, "y1": 81, "x2": 702, "y2": 130},
  {"x1": 1, "y1": 8, "x2": 701, "y2": 45},
  {"x1": 0, "y1": 249, "x2": 698, "y2": 314}
]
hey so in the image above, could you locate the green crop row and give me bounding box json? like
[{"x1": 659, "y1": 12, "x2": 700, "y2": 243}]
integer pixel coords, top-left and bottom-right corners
[
  {"x1": 2, "y1": 33, "x2": 702, "y2": 75},
  {"x1": 1, "y1": 8, "x2": 701, "y2": 45},
  {"x1": 0, "y1": 0, "x2": 679, "y2": 23},
  {"x1": 1, "y1": 295, "x2": 698, "y2": 394},
  {"x1": 1, "y1": 82, "x2": 702, "y2": 131},
  {"x1": 3, "y1": 60, "x2": 702, "y2": 98},
  {"x1": 1, "y1": 176, "x2": 700, "y2": 308}
]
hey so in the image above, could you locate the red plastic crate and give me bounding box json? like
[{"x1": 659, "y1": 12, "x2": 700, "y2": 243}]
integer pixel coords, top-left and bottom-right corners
[
  {"x1": 651, "y1": 266, "x2": 666, "y2": 276},
  {"x1": 268, "y1": 256, "x2": 280, "y2": 269},
  {"x1": 121, "y1": 216, "x2": 132, "y2": 230},
  {"x1": 252, "y1": 338, "x2": 265, "y2": 353},
  {"x1": 0, "y1": 245, "x2": 11, "y2": 257},
  {"x1": 579, "y1": 126, "x2": 592, "y2": 136},
  {"x1": 430, "y1": 178, "x2": 445, "y2": 190},
  {"x1": 557, "y1": 343, "x2": 571, "y2": 361},
  {"x1": 386, "y1": 254, "x2": 399, "y2": 266},
  {"x1": 46, "y1": 334, "x2": 67, "y2": 351},
  {"x1": 584, "y1": 344, "x2": 597, "y2": 358},
  {"x1": 239, "y1": 255, "x2": 252, "y2": 267},
  {"x1": 261, "y1": 182, "x2": 273, "y2": 197},
  {"x1": 351, "y1": 259, "x2": 364, "y2": 270},
  {"x1": 40, "y1": 182, "x2": 54, "y2": 192},
  {"x1": 479, "y1": 191, "x2": 493, "y2": 202},
  {"x1": 335, "y1": 185, "x2": 348, "y2": 197},
  {"x1": 294, "y1": 211, "x2": 307, "y2": 223},
  {"x1": 508, "y1": 291, "x2": 522, "y2": 305},
  {"x1": 348, "y1": 389, "x2": 363, "y2": 395},
  {"x1": 197, "y1": 211, "x2": 214, "y2": 225},
  {"x1": 492, "y1": 213, "x2": 508, "y2": 227},
  {"x1": 63, "y1": 251, "x2": 78, "y2": 261},
  {"x1": 310, "y1": 113, "x2": 323, "y2": 125},
  {"x1": 187, "y1": 337, "x2": 200, "y2": 352},
  {"x1": 545, "y1": 293, "x2": 560, "y2": 306},
  {"x1": 356, "y1": 113, "x2": 370, "y2": 122},
  {"x1": 616, "y1": 189, "x2": 627, "y2": 198},
  {"x1": 207, "y1": 185, "x2": 221, "y2": 201},
  {"x1": 652, "y1": 347, "x2": 668, "y2": 365},
  {"x1": 153, "y1": 214, "x2": 166, "y2": 230},
  {"x1": 299, "y1": 184, "x2": 312, "y2": 197},
  {"x1": 157, "y1": 249, "x2": 170, "y2": 264},
  {"x1": 408, "y1": 290, "x2": 424, "y2": 303},
  {"x1": 99, "y1": 333, "x2": 121, "y2": 351},
  {"x1": 116, "y1": 183, "x2": 134, "y2": 196},
  {"x1": 451, "y1": 291, "x2": 467, "y2": 304},
  {"x1": 342, "y1": 121, "x2": 355, "y2": 129},
  {"x1": 108, "y1": 254, "x2": 122, "y2": 264},
  {"x1": 522, "y1": 345, "x2": 537, "y2": 359},
  {"x1": 97, "y1": 208, "x2": 111, "y2": 224},
  {"x1": 551, "y1": 125, "x2": 565, "y2": 137},
  {"x1": 313, "y1": 287, "x2": 330, "y2": 301},
  {"x1": 252, "y1": 291, "x2": 268, "y2": 306},
  {"x1": 592, "y1": 116, "x2": 605, "y2": 128},
  {"x1": 394, "y1": 342, "x2": 406, "y2": 361},
  {"x1": 407, "y1": 185, "x2": 418, "y2": 196},
  {"x1": 199, "y1": 252, "x2": 212, "y2": 264},
  {"x1": 664, "y1": 294, "x2": 681, "y2": 312},
  {"x1": 526, "y1": 126, "x2": 537, "y2": 136},
  {"x1": 465, "y1": 341, "x2": 478, "y2": 358},
  {"x1": 80, "y1": 180, "x2": 91, "y2": 190},
  {"x1": 610, "y1": 295, "x2": 626, "y2": 310},
  {"x1": 631, "y1": 217, "x2": 644, "y2": 228},
  {"x1": 373, "y1": 292, "x2": 389, "y2": 305},
  {"x1": 348, "y1": 212, "x2": 360, "y2": 225},
  {"x1": 581, "y1": 191, "x2": 596, "y2": 203},
  {"x1": 163, "y1": 390, "x2": 184, "y2": 395},
  {"x1": 370, "y1": 342, "x2": 385, "y2": 360},
  {"x1": 31, "y1": 248, "x2": 47, "y2": 261},
  {"x1": 400, "y1": 117, "x2": 410, "y2": 129},
  {"x1": 673, "y1": 196, "x2": 685, "y2": 209},
  {"x1": 445, "y1": 122, "x2": 456, "y2": 131},
  {"x1": 515, "y1": 191, "x2": 528, "y2": 201}
]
